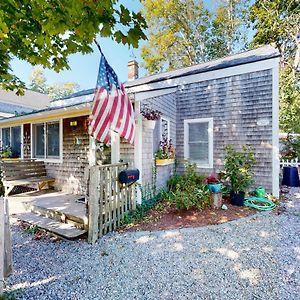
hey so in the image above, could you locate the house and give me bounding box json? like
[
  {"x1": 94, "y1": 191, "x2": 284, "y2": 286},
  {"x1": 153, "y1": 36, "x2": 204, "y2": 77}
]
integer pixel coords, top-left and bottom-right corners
[
  {"x1": 0, "y1": 45, "x2": 280, "y2": 198},
  {"x1": 0, "y1": 89, "x2": 50, "y2": 157}
]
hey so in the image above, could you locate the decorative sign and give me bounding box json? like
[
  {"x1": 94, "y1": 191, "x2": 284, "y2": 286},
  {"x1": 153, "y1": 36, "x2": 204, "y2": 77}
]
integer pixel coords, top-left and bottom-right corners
[{"x1": 257, "y1": 118, "x2": 270, "y2": 126}]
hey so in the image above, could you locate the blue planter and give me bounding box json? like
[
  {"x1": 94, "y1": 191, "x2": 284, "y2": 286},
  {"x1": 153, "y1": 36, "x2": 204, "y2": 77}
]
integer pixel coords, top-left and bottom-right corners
[{"x1": 208, "y1": 183, "x2": 222, "y2": 193}]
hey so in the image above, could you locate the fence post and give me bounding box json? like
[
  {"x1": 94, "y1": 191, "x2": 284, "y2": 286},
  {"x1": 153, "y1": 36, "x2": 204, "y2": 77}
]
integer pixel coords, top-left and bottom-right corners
[
  {"x1": 0, "y1": 197, "x2": 13, "y2": 296},
  {"x1": 88, "y1": 166, "x2": 101, "y2": 244}
]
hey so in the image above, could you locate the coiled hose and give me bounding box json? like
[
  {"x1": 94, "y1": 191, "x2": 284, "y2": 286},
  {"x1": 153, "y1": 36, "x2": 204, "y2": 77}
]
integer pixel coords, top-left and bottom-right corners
[{"x1": 244, "y1": 197, "x2": 276, "y2": 211}]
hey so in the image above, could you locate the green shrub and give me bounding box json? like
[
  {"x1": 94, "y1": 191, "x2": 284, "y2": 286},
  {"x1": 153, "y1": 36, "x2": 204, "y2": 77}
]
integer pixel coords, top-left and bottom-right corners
[
  {"x1": 166, "y1": 162, "x2": 210, "y2": 210},
  {"x1": 223, "y1": 145, "x2": 256, "y2": 193}
]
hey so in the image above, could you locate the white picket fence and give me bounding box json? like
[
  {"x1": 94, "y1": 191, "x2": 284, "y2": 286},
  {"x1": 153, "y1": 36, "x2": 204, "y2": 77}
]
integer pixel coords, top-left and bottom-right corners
[{"x1": 280, "y1": 158, "x2": 300, "y2": 168}]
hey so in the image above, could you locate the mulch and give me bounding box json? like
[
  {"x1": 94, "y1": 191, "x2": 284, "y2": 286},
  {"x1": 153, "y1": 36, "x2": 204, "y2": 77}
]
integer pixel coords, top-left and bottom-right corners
[{"x1": 121, "y1": 197, "x2": 257, "y2": 232}]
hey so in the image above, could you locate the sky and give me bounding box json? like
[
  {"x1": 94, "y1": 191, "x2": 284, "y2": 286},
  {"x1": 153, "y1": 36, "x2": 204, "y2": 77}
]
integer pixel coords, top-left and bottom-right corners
[{"x1": 10, "y1": 0, "x2": 228, "y2": 92}]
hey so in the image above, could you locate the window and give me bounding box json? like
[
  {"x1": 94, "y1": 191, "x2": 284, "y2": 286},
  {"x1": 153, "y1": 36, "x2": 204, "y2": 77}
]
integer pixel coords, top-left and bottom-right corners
[
  {"x1": 161, "y1": 117, "x2": 170, "y2": 141},
  {"x1": 33, "y1": 121, "x2": 61, "y2": 159},
  {"x1": 1, "y1": 126, "x2": 21, "y2": 157},
  {"x1": 184, "y1": 118, "x2": 213, "y2": 168}
]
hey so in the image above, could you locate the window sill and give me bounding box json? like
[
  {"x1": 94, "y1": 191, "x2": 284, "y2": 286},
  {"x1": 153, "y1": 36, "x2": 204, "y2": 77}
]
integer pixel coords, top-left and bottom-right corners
[{"x1": 34, "y1": 158, "x2": 63, "y2": 164}]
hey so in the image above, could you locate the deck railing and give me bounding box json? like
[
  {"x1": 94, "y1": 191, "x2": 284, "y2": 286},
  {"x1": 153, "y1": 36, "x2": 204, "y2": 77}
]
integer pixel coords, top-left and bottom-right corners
[{"x1": 88, "y1": 163, "x2": 136, "y2": 243}]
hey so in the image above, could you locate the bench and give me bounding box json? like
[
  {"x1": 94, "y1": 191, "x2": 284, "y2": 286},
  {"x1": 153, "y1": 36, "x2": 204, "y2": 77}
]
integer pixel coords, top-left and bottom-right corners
[{"x1": 1, "y1": 160, "x2": 55, "y2": 196}]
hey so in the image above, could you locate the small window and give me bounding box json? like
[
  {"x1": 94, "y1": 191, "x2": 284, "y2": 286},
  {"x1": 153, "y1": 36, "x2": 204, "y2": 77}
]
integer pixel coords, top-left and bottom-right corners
[
  {"x1": 184, "y1": 118, "x2": 213, "y2": 168},
  {"x1": 1, "y1": 126, "x2": 21, "y2": 158},
  {"x1": 161, "y1": 117, "x2": 170, "y2": 141},
  {"x1": 33, "y1": 121, "x2": 61, "y2": 159}
]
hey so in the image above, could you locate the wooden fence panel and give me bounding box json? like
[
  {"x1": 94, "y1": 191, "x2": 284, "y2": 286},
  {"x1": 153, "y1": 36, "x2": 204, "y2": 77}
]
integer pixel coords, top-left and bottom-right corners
[{"x1": 88, "y1": 163, "x2": 136, "y2": 243}]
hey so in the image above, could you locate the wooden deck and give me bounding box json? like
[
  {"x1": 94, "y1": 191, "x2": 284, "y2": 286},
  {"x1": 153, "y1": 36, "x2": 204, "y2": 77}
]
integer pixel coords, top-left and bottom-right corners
[{"x1": 8, "y1": 191, "x2": 88, "y2": 239}]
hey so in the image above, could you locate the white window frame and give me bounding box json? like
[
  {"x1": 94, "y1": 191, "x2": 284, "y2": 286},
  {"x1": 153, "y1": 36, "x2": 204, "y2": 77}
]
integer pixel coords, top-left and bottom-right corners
[
  {"x1": 184, "y1": 117, "x2": 213, "y2": 168},
  {"x1": 160, "y1": 116, "x2": 170, "y2": 141},
  {"x1": 31, "y1": 119, "x2": 63, "y2": 163},
  {"x1": 0, "y1": 125, "x2": 23, "y2": 159}
]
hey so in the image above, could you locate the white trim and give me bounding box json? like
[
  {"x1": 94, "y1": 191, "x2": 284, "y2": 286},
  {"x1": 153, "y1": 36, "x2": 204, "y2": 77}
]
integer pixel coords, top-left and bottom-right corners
[
  {"x1": 134, "y1": 101, "x2": 143, "y2": 204},
  {"x1": 31, "y1": 119, "x2": 63, "y2": 163},
  {"x1": 272, "y1": 60, "x2": 280, "y2": 197},
  {"x1": 111, "y1": 131, "x2": 120, "y2": 163},
  {"x1": 127, "y1": 58, "x2": 279, "y2": 94},
  {"x1": 133, "y1": 87, "x2": 177, "y2": 102},
  {"x1": 184, "y1": 117, "x2": 214, "y2": 168}
]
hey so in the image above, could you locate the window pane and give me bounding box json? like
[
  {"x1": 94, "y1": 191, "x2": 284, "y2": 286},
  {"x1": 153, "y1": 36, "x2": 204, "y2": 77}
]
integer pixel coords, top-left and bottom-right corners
[
  {"x1": 35, "y1": 124, "x2": 45, "y2": 157},
  {"x1": 2, "y1": 128, "x2": 10, "y2": 148},
  {"x1": 189, "y1": 122, "x2": 208, "y2": 142},
  {"x1": 47, "y1": 122, "x2": 60, "y2": 157},
  {"x1": 11, "y1": 126, "x2": 21, "y2": 157},
  {"x1": 189, "y1": 142, "x2": 209, "y2": 163},
  {"x1": 161, "y1": 118, "x2": 169, "y2": 140}
]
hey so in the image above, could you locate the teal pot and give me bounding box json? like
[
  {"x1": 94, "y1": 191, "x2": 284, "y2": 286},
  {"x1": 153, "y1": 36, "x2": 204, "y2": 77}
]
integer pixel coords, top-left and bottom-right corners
[
  {"x1": 208, "y1": 183, "x2": 222, "y2": 193},
  {"x1": 231, "y1": 191, "x2": 245, "y2": 206}
]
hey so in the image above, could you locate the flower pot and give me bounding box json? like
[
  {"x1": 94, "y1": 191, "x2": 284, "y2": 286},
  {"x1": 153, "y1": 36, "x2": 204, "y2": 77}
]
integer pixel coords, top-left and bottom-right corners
[
  {"x1": 143, "y1": 120, "x2": 156, "y2": 130},
  {"x1": 156, "y1": 158, "x2": 175, "y2": 166},
  {"x1": 207, "y1": 183, "x2": 222, "y2": 193},
  {"x1": 231, "y1": 191, "x2": 245, "y2": 206}
]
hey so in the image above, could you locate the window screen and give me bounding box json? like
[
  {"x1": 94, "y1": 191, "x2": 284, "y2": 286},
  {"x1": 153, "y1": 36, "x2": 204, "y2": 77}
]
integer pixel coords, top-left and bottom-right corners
[
  {"x1": 188, "y1": 122, "x2": 209, "y2": 164},
  {"x1": 34, "y1": 124, "x2": 45, "y2": 157},
  {"x1": 2, "y1": 128, "x2": 10, "y2": 148},
  {"x1": 47, "y1": 122, "x2": 60, "y2": 157},
  {"x1": 11, "y1": 126, "x2": 21, "y2": 157}
]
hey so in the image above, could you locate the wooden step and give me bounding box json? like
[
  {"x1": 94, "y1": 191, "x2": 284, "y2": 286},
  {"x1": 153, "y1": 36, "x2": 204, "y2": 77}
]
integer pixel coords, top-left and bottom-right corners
[
  {"x1": 22, "y1": 196, "x2": 88, "y2": 230},
  {"x1": 16, "y1": 212, "x2": 87, "y2": 239}
]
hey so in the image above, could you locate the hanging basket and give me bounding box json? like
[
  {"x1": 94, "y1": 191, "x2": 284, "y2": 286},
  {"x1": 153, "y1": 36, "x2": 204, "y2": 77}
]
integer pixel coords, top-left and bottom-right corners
[{"x1": 143, "y1": 120, "x2": 156, "y2": 130}]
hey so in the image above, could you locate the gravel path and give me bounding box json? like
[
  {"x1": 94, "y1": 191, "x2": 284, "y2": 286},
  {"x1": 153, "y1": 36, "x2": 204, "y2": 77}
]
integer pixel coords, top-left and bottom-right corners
[{"x1": 4, "y1": 189, "x2": 300, "y2": 300}]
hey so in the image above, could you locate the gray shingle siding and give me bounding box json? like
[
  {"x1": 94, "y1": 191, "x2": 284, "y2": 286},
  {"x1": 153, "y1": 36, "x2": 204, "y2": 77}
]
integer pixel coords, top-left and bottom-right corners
[{"x1": 176, "y1": 69, "x2": 274, "y2": 191}]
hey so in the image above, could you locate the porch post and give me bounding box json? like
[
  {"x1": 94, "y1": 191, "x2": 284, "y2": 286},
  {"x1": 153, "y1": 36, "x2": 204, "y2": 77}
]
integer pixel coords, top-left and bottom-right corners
[
  {"x1": 111, "y1": 131, "x2": 120, "y2": 164},
  {"x1": 134, "y1": 101, "x2": 143, "y2": 204},
  {"x1": 88, "y1": 135, "x2": 96, "y2": 166}
]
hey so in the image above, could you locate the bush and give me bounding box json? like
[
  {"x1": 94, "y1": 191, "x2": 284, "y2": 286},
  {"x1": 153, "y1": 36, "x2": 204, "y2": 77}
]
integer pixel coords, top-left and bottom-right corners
[
  {"x1": 223, "y1": 145, "x2": 256, "y2": 193},
  {"x1": 166, "y1": 162, "x2": 210, "y2": 210}
]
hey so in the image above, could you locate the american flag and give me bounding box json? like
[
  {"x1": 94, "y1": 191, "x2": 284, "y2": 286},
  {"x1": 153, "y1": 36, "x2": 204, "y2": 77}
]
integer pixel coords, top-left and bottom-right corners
[{"x1": 90, "y1": 54, "x2": 135, "y2": 145}]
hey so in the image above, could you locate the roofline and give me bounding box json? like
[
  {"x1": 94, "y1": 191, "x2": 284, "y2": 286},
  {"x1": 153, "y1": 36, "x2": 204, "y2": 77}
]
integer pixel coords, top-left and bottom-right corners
[{"x1": 0, "y1": 102, "x2": 92, "y2": 127}]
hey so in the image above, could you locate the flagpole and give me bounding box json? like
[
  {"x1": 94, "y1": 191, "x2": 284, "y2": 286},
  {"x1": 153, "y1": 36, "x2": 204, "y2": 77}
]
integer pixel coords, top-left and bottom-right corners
[{"x1": 94, "y1": 39, "x2": 103, "y2": 54}]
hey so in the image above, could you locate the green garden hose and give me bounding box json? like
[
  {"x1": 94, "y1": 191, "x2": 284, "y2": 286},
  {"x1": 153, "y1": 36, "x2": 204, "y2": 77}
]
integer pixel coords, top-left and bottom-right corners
[{"x1": 244, "y1": 197, "x2": 277, "y2": 211}]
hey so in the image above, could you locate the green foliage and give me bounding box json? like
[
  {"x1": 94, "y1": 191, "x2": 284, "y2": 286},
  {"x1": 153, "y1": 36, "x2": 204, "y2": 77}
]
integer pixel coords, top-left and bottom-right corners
[
  {"x1": 141, "y1": 0, "x2": 250, "y2": 74},
  {"x1": 165, "y1": 162, "x2": 210, "y2": 210},
  {"x1": 29, "y1": 68, "x2": 80, "y2": 99},
  {"x1": 280, "y1": 135, "x2": 300, "y2": 160},
  {"x1": 24, "y1": 224, "x2": 39, "y2": 235},
  {"x1": 223, "y1": 145, "x2": 256, "y2": 193},
  {"x1": 279, "y1": 66, "x2": 300, "y2": 134},
  {"x1": 121, "y1": 192, "x2": 162, "y2": 225},
  {"x1": 0, "y1": 146, "x2": 12, "y2": 158},
  {"x1": 0, "y1": 0, "x2": 147, "y2": 92},
  {"x1": 0, "y1": 291, "x2": 17, "y2": 300},
  {"x1": 250, "y1": 0, "x2": 300, "y2": 134}
]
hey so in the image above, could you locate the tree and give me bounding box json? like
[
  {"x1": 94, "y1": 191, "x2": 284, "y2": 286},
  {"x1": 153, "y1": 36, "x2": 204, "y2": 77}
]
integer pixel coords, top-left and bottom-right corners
[
  {"x1": 29, "y1": 68, "x2": 79, "y2": 99},
  {"x1": 0, "y1": 0, "x2": 147, "y2": 94},
  {"x1": 141, "y1": 0, "x2": 250, "y2": 74},
  {"x1": 211, "y1": 0, "x2": 250, "y2": 56},
  {"x1": 250, "y1": 0, "x2": 300, "y2": 73},
  {"x1": 141, "y1": 0, "x2": 213, "y2": 74},
  {"x1": 250, "y1": 0, "x2": 300, "y2": 133}
]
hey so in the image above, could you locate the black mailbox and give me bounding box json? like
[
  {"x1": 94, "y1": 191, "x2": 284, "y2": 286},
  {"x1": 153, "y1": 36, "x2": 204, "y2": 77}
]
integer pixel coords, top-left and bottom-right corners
[{"x1": 118, "y1": 169, "x2": 140, "y2": 185}]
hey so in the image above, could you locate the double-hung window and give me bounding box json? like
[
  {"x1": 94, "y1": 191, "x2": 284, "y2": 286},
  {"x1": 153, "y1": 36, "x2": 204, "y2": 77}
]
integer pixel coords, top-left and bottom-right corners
[
  {"x1": 32, "y1": 121, "x2": 61, "y2": 160},
  {"x1": 184, "y1": 118, "x2": 213, "y2": 168},
  {"x1": 1, "y1": 126, "x2": 21, "y2": 157}
]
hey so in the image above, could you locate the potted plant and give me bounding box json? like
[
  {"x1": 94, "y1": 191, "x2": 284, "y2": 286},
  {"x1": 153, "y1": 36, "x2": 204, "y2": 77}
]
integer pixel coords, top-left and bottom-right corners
[
  {"x1": 141, "y1": 104, "x2": 161, "y2": 129},
  {"x1": 155, "y1": 138, "x2": 175, "y2": 165},
  {"x1": 1, "y1": 146, "x2": 12, "y2": 159},
  {"x1": 223, "y1": 145, "x2": 256, "y2": 206},
  {"x1": 205, "y1": 174, "x2": 222, "y2": 193}
]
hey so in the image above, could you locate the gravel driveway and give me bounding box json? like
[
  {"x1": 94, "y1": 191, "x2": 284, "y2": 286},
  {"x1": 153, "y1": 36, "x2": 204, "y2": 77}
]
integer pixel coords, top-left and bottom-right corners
[{"x1": 4, "y1": 188, "x2": 300, "y2": 300}]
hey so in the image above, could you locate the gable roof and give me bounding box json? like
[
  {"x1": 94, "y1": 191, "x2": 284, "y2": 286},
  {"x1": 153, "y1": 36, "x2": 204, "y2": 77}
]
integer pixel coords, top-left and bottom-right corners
[{"x1": 124, "y1": 45, "x2": 280, "y2": 88}]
